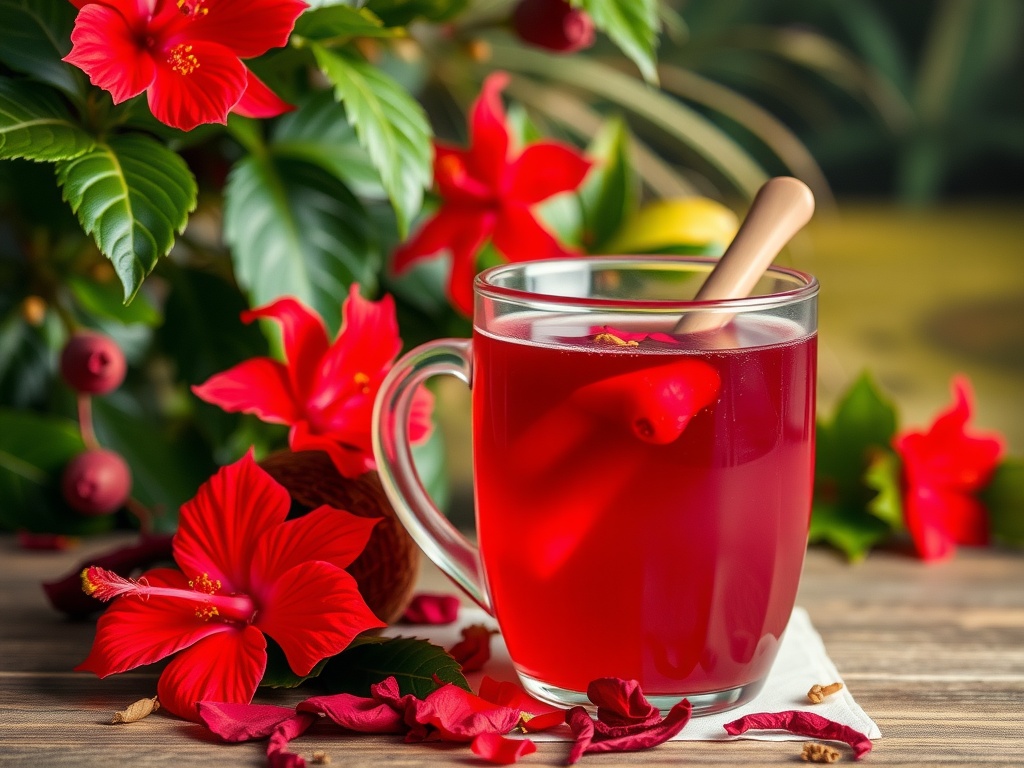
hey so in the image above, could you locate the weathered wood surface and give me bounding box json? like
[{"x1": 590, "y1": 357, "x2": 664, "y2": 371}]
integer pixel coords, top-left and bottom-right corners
[{"x1": 1, "y1": 535, "x2": 1022, "y2": 766}]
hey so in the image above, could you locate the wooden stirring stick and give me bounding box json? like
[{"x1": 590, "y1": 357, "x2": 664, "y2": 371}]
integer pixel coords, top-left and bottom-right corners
[{"x1": 673, "y1": 177, "x2": 815, "y2": 334}]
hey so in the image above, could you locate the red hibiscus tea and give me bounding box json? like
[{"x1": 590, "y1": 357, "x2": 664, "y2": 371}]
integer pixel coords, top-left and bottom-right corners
[
  {"x1": 374, "y1": 257, "x2": 819, "y2": 714},
  {"x1": 473, "y1": 315, "x2": 816, "y2": 709}
]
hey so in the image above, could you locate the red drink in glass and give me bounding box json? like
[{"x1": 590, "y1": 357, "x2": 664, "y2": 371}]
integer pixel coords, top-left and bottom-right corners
[{"x1": 472, "y1": 316, "x2": 816, "y2": 699}]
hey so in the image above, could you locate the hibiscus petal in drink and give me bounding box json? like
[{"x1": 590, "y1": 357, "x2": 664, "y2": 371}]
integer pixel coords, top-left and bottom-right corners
[{"x1": 567, "y1": 359, "x2": 721, "y2": 445}]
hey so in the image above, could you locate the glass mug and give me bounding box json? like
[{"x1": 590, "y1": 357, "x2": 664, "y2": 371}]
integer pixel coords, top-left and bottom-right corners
[{"x1": 372, "y1": 256, "x2": 818, "y2": 715}]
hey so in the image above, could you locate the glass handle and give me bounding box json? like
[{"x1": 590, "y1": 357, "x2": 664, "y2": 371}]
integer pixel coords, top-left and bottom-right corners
[{"x1": 371, "y1": 338, "x2": 490, "y2": 613}]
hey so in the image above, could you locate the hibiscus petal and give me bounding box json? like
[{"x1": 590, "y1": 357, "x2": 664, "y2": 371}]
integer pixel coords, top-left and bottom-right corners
[
  {"x1": 298, "y1": 693, "x2": 407, "y2": 734},
  {"x1": 401, "y1": 593, "x2": 460, "y2": 625},
  {"x1": 64, "y1": 4, "x2": 157, "y2": 103},
  {"x1": 257, "y1": 561, "x2": 384, "y2": 676},
  {"x1": 242, "y1": 297, "x2": 330, "y2": 406},
  {"x1": 449, "y1": 624, "x2": 498, "y2": 673},
  {"x1": 75, "y1": 568, "x2": 231, "y2": 677},
  {"x1": 158, "y1": 625, "x2": 267, "y2": 721},
  {"x1": 289, "y1": 422, "x2": 374, "y2": 479},
  {"x1": 147, "y1": 39, "x2": 248, "y2": 130},
  {"x1": 478, "y1": 677, "x2": 564, "y2": 721},
  {"x1": 267, "y1": 712, "x2": 317, "y2": 768},
  {"x1": 467, "y1": 72, "x2": 512, "y2": 191},
  {"x1": 588, "y1": 677, "x2": 660, "y2": 728},
  {"x1": 187, "y1": 0, "x2": 307, "y2": 59},
  {"x1": 903, "y1": 485, "x2": 987, "y2": 561},
  {"x1": 492, "y1": 204, "x2": 575, "y2": 264},
  {"x1": 232, "y1": 67, "x2": 295, "y2": 118},
  {"x1": 191, "y1": 358, "x2": 300, "y2": 425},
  {"x1": 198, "y1": 701, "x2": 296, "y2": 741},
  {"x1": 471, "y1": 732, "x2": 538, "y2": 765},
  {"x1": 408, "y1": 683, "x2": 523, "y2": 742},
  {"x1": 507, "y1": 142, "x2": 593, "y2": 205},
  {"x1": 409, "y1": 384, "x2": 435, "y2": 445},
  {"x1": 251, "y1": 504, "x2": 379, "y2": 586},
  {"x1": 174, "y1": 450, "x2": 291, "y2": 592},
  {"x1": 434, "y1": 145, "x2": 495, "y2": 202}
]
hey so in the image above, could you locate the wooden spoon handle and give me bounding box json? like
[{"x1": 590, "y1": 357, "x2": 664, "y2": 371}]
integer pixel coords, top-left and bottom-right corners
[{"x1": 674, "y1": 177, "x2": 814, "y2": 334}]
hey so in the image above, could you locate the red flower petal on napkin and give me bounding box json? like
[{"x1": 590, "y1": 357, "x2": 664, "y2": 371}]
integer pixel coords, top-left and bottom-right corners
[
  {"x1": 724, "y1": 711, "x2": 872, "y2": 760},
  {"x1": 449, "y1": 624, "x2": 498, "y2": 672},
  {"x1": 400, "y1": 593, "x2": 460, "y2": 625},
  {"x1": 471, "y1": 732, "x2": 538, "y2": 764}
]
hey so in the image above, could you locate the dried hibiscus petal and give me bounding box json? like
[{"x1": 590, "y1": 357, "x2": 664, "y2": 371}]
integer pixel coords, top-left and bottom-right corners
[
  {"x1": 592, "y1": 325, "x2": 679, "y2": 345},
  {"x1": 449, "y1": 623, "x2": 498, "y2": 672},
  {"x1": 297, "y1": 692, "x2": 406, "y2": 734},
  {"x1": 266, "y1": 712, "x2": 317, "y2": 768},
  {"x1": 197, "y1": 701, "x2": 297, "y2": 741},
  {"x1": 409, "y1": 681, "x2": 524, "y2": 742},
  {"x1": 400, "y1": 593, "x2": 460, "y2": 624},
  {"x1": 724, "y1": 711, "x2": 873, "y2": 760},
  {"x1": 471, "y1": 732, "x2": 538, "y2": 765},
  {"x1": 478, "y1": 677, "x2": 566, "y2": 732},
  {"x1": 587, "y1": 677, "x2": 660, "y2": 729}
]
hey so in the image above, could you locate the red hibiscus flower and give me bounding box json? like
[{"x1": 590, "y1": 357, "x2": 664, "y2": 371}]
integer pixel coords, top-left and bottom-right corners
[
  {"x1": 192, "y1": 285, "x2": 433, "y2": 479},
  {"x1": 63, "y1": 0, "x2": 307, "y2": 131},
  {"x1": 392, "y1": 71, "x2": 593, "y2": 315},
  {"x1": 893, "y1": 376, "x2": 1005, "y2": 561},
  {"x1": 76, "y1": 450, "x2": 384, "y2": 720}
]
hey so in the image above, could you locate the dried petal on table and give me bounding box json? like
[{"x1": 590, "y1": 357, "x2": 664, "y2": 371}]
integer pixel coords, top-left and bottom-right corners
[
  {"x1": 297, "y1": 691, "x2": 406, "y2": 734},
  {"x1": 587, "y1": 677, "x2": 660, "y2": 729},
  {"x1": 471, "y1": 732, "x2": 538, "y2": 764},
  {"x1": 449, "y1": 623, "x2": 498, "y2": 672},
  {"x1": 724, "y1": 711, "x2": 872, "y2": 760},
  {"x1": 477, "y1": 676, "x2": 566, "y2": 732},
  {"x1": 400, "y1": 593, "x2": 460, "y2": 624},
  {"x1": 198, "y1": 701, "x2": 299, "y2": 741},
  {"x1": 266, "y1": 712, "x2": 317, "y2": 768}
]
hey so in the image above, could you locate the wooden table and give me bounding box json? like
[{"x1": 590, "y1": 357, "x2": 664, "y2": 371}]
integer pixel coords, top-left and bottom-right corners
[{"x1": 2, "y1": 535, "x2": 1022, "y2": 766}]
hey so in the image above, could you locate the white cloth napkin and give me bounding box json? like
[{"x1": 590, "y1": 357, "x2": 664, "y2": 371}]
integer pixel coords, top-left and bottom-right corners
[{"x1": 383, "y1": 605, "x2": 881, "y2": 743}]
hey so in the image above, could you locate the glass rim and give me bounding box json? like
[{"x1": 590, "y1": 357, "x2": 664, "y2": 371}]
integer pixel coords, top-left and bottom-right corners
[{"x1": 474, "y1": 255, "x2": 818, "y2": 312}]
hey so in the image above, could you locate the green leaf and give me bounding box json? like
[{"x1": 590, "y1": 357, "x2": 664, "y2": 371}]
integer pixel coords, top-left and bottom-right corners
[
  {"x1": 579, "y1": 0, "x2": 659, "y2": 83},
  {"x1": 983, "y1": 459, "x2": 1024, "y2": 548},
  {"x1": 273, "y1": 92, "x2": 386, "y2": 201},
  {"x1": 577, "y1": 115, "x2": 638, "y2": 253},
  {"x1": 319, "y1": 635, "x2": 470, "y2": 698},
  {"x1": 0, "y1": 78, "x2": 95, "y2": 162},
  {"x1": 809, "y1": 499, "x2": 892, "y2": 563},
  {"x1": 864, "y1": 449, "x2": 904, "y2": 531},
  {"x1": 261, "y1": 638, "x2": 329, "y2": 688},
  {"x1": 224, "y1": 153, "x2": 379, "y2": 335},
  {"x1": 67, "y1": 275, "x2": 161, "y2": 326},
  {"x1": 0, "y1": 0, "x2": 86, "y2": 101},
  {"x1": 55, "y1": 134, "x2": 198, "y2": 303},
  {"x1": 294, "y1": 5, "x2": 398, "y2": 41},
  {"x1": 365, "y1": 0, "x2": 469, "y2": 26},
  {"x1": 0, "y1": 408, "x2": 104, "y2": 534},
  {"x1": 310, "y1": 45, "x2": 432, "y2": 237}
]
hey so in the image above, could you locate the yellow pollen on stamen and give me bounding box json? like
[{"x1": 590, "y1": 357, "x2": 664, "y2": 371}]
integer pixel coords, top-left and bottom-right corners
[
  {"x1": 168, "y1": 44, "x2": 200, "y2": 76},
  {"x1": 195, "y1": 605, "x2": 220, "y2": 621},
  {"x1": 354, "y1": 372, "x2": 371, "y2": 394},
  {"x1": 189, "y1": 573, "x2": 221, "y2": 595},
  {"x1": 81, "y1": 568, "x2": 98, "y2": 595}
]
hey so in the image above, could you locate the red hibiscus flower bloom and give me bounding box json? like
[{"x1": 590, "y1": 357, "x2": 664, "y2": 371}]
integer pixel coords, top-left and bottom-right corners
[
  {"x1": 393, "y1": 71, "x2": 593, "y2": 315},
  {"x1": 63, "y1": 0, "x2": 307, "y2": 131},
  {"x1": 192, "y1": 286, "x2": 433, "y2": 479},
  {"x1": 76, "y1": 450, "x2": 384, "y2": 720},
  {"x1": 893, "y1": 376, "x2": 1005, "y2": 561}
]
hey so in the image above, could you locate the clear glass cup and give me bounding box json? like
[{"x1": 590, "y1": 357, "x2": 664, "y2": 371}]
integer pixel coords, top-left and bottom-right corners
[{"x1": 372, "y1": 256, "x2": 818, "y2": 715}]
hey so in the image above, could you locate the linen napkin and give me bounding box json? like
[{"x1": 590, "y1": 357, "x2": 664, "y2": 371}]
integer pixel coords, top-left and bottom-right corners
[{"x1": 383, "y1": 605, "x2": 881, "y2": 744}]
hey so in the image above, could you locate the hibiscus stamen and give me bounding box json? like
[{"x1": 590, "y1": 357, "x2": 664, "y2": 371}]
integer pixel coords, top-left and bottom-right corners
[
  {"x1": 82, "y1": 566, "x2": 257, "y2": 623},
  {"x1": 353, "y1": 372, "x2": 371, "y2": 395},
  {"x1": 169, "y1": 44, "x2": 200, "y2": 76}
]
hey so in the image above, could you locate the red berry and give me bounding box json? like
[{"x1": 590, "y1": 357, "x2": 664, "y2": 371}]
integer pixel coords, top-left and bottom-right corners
[
  {"x1": 512, "y1": 0, "x2": 596, "y2": 53},
  {"x1": 61, "y1": 449, "x2": 132, "y2": 516},
  {"x1": 60, "y1": 331, "x2": 127, "y2": 394}
]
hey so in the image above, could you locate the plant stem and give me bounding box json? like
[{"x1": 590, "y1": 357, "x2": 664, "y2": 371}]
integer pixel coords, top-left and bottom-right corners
[{"x1": 77, "y1": 394, "x2": 100, "y2": 451}]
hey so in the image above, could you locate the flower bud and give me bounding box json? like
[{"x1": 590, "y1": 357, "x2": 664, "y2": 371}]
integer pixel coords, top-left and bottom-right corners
[
  {"x1": 512, "y1": 0, "x2": 596, "y2": 54},
  {"x1": 60, "y1": 331, "x2": 127, "y2": 394},
  {"x1": 61, "y1": 449, "x2": 132, "y2": 516}
]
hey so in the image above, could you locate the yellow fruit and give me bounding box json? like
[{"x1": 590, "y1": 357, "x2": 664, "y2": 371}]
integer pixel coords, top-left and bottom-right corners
[{"x1": 606, "y1": 197, "x2": 738, "y2": 255}]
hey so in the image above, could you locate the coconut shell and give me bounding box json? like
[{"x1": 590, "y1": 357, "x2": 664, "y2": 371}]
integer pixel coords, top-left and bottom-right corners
[{"x1": 259, "y1": 450, "x2": 420, "y2": 624}]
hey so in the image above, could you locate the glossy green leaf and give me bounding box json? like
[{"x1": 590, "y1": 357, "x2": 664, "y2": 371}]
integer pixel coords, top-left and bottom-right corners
[
  {"x1": 580, "y1": 0, "x2": 659, "y2": 83},
  {"x1": 864, "y1": 449, "x2": 904, "y2": 531},
  {"x1": 320, "y1": 635, "x2": 470, "y2": 698},
  {"x1": 310, "y1": 45, "x2": 432, "y2": 237},
  {"x1": 261, "y1": 638, "x2": 329, "y2": 688},
  {"x1": 224, "y1": 153, "x2": 379, "y2": 335},
  {"x1": 273, "y1": 92, "x2": 386, "y2": 201},
  {"x1": 0, "y1": 0, "x2": 86, "y2": 102},
  {"x1": 294, "y1": 4, "x2": 397, "y2": 40},
  {"x1": 983, "y1": 459, "x2": 1024, "y2": 548},
  {"x1": 809, "y1": 499, "x2": 892, "y2": 563},
  {"x1": 55, "y1": 134, "x2": 198, "y2": 303},
  {"x1": 0, "y1": 78, "x2": 94, "y2": 162},
  {"x1": 577, "y1": 115, "x2": 638, "y2": 253}
]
